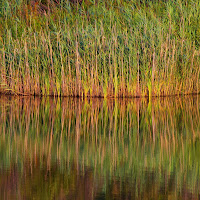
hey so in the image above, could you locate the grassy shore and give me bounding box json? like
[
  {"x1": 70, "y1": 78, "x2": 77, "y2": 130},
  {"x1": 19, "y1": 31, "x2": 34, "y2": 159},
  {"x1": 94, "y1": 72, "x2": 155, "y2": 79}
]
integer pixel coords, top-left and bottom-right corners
[{"x1": 0, "y1": 0, "x2": 200, "y2": 97}]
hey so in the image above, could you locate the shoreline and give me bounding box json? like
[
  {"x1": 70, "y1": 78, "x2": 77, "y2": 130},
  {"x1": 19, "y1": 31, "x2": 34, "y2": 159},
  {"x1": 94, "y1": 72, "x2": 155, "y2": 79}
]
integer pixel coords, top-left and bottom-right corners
[{"x1": 0, "y1": 89, "x2": 199, "y2": 99}]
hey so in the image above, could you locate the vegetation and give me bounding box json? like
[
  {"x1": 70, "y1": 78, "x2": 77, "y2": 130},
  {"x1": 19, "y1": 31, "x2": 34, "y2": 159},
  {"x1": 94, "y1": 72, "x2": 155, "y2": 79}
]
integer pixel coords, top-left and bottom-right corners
[
  {"x1": 0, "y1": 96, "x2": 200, "y2": 199},
  {"x1": 0, "y1": 0, "x2": 200, "y2": 97}
]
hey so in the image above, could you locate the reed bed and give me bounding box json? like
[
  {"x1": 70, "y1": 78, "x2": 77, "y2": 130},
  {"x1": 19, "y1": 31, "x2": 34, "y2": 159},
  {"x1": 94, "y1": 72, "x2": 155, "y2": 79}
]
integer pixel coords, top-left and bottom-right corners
[
  {"x1": 0, "y1": 0, "x2": 200, "y2": 97},
  {"x1": 0, "y1": 96, "x2": 200, "y2": 198}
]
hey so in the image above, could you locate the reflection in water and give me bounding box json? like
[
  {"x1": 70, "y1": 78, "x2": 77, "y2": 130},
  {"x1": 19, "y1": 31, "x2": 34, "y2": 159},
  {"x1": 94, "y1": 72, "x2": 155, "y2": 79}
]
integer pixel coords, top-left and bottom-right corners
[{"x1": 0, "y1": 96, "x2": 200, "y2": 199}]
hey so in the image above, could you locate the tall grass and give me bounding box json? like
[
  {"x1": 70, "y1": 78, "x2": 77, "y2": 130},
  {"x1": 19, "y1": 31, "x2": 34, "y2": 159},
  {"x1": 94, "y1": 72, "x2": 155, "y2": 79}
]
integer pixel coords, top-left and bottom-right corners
[{"x1": 0, "y1": 0, "x2": 200, "y2": 97}]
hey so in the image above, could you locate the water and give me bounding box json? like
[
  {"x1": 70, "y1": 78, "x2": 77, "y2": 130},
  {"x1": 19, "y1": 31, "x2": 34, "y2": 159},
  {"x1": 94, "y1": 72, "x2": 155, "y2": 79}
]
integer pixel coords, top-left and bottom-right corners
[{"x1": 0, "y1": 95, "x2": 200, "y2": 199}]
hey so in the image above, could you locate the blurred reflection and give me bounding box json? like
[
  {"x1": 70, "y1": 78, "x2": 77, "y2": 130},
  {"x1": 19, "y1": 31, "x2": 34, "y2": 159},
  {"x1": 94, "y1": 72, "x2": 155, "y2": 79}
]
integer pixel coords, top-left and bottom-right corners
[{"x1": 0, "y1": 95, "x2": 200, "y2": 199}]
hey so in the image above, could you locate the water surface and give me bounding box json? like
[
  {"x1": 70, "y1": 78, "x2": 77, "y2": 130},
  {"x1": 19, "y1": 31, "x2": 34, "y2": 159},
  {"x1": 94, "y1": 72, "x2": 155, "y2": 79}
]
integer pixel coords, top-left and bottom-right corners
[{"x1": 0, "y1": 96, "x2": 200, "y2": 199}]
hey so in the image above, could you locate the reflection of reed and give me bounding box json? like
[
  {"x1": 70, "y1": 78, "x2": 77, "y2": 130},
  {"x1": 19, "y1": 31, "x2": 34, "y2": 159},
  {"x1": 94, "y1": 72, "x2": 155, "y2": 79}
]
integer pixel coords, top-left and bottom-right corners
[
  {"x1": 0, "y1": 96, "x2": 200, "y2": 157},
  {"x1": 0, "y1": 95, "x2": 200, "y2": 198}
]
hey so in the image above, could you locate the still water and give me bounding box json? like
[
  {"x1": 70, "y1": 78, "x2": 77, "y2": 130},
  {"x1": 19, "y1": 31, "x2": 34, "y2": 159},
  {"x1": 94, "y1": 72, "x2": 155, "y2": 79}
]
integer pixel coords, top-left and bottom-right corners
[{"x1": 0, "y1": 95, "x2": 200, "y2": 199}]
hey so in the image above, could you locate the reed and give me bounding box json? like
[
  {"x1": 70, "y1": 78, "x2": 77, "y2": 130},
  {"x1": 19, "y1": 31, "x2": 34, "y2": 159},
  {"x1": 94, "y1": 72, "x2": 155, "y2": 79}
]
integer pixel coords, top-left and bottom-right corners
[{"x1": 0, "y1": 0, "x2": 200, "y2": 97}]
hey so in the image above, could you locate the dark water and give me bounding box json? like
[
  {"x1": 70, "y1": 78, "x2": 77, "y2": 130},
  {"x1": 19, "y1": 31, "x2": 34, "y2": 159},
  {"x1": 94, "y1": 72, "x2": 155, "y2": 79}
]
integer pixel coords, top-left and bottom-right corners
[{"x1": 0, "y1": 95, "x2": 200, "y2": 199}]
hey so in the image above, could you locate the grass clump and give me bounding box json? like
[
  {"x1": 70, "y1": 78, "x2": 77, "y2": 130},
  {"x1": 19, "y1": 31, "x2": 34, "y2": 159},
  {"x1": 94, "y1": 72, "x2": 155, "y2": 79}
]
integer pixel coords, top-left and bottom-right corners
[{"x1": 0, "y1": 0, "x2": 200, "y2": 97}]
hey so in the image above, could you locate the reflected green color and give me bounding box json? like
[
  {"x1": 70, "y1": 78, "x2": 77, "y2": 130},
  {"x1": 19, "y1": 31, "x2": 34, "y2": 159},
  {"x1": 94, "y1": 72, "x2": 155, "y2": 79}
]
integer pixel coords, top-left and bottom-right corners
[{"x1": 0, "y1": 95, "x2": 200, "y2": 199}]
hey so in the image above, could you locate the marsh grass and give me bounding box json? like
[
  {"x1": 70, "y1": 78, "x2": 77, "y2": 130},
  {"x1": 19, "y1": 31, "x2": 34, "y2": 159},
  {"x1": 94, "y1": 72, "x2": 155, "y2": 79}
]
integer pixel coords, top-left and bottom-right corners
[{"x1": 0, "y1": 0, "x2": 200, "y2": 97}]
